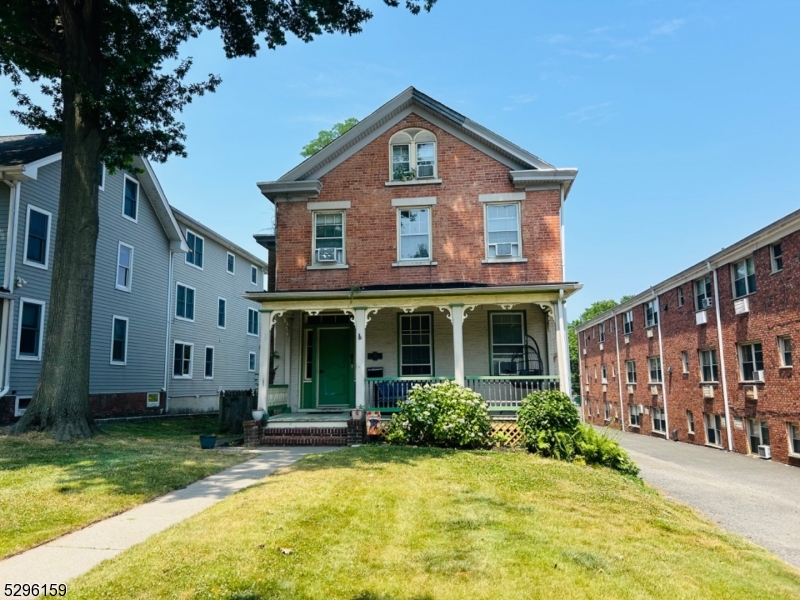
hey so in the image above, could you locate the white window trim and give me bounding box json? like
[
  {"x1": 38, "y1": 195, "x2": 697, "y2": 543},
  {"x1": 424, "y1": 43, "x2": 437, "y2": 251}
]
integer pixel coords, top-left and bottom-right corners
[
  {"x1": 16, "y1": 297, "x2": 45, "y2": 361},
  {"x1": 311, "y1": 211, "x2": 346, "y2": 267},
  {"x1": 204, "y1": 345, "x2": 215, "y2": 380},
  {"x1": 483, "y1": 201, "x2": 524, "y2": 263},
  {"x1": 248, "y1": 351, "x2": 256, "y2": 372},
  {"x1": 14, "y1": 397, "x2": 31, "y2": 418},
  {"x1": 217, "y1": 297, "x2": 226, "y2": 330},
  {"x1": 185, "y1": 228, "x2": 204, "y2": 270},
  {"x1": 175, "y1": 282, "x2": 196, "y2": 323},
  {"x1": 396, "y1": 206, "x2": 433, "y2": 264},
  {"x1": 109, "y1": 315, "x2": 129, "y2": 366},
  {"x1": 172, "y1": 340, "x2": 193, "y2": 379},
  {"x1": 22, "y1": 204, "x2": 52, "y2": 270},
  {"x1": 247, "y1": 307, "x2": 259, "y2": 337},
  {"x1": 122, "y1": 174, "x2": 139, "y2": 223},
  {"x1": 98, "y1": 163, "x2": 105, "y2": 191},
  {"x1": 115, "y1": 242, "x2": 134, "y2": 292},
  {"x1": 226, "y1": 252, "x2": 235, "y2": 275},
  {"x1": 251, "y1": 264, "x2": 258, "y2": 285}
]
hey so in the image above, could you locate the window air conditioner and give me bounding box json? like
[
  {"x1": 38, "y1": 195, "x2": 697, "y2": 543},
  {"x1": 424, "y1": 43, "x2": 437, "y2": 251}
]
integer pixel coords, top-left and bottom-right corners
[
  {"x1": 753, "y1": 370, "x2": 765, "y2": 382},
  {"x1": 702, "y1": 385, "x2": 714, "y2": 399},
  {"x1": 494, "y1": 243, "x2": 514, "y2": 257},
  {"x1": 627, "y1": 384, "x2": 635, "y2": 394},
  {"x1": 757, "y1": 445, "x2": 771, "y2": 460},
  {"x1": 646, "y1": 329, "x2": 654, "y2": 338},
  {"x1": 734, "y1": 297, "x2": 750, "y2": 315},
  {"x1": 624, "y1": 335, "x2": 630, "y2": 344},
  {"x1": 696, "y1": 310, "x2": 708, "y2": 326},
  {"x1": 649, "y1": 385, "x2": 659, "y2": 396},
  {"x1": 316, "y1": 248, "x2": 338, "y2": 262}
]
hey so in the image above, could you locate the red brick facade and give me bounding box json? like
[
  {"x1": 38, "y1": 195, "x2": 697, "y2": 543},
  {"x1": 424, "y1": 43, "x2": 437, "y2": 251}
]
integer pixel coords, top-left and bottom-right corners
[
  {"x1": 580, "y1": 226, "x2": 800, "y2": 467},
  {"x1": 275, "y1": 114, "x2": 563, "y2": 292}
]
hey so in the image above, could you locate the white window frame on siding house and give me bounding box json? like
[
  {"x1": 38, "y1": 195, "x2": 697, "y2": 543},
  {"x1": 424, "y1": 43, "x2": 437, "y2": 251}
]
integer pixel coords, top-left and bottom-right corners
[
  {"x1": 251, "y1": 265, "x2": 258, "y2": 285},
  {"x1": 248, "y1": 351, "x2": 256, "y2": 372},
  {"x1": 16, "y1": 298, "x2": 45, "y2": 361},
  {"x1": 484, "y1": 202, "x2": 522, "y2": 260},
  {"x1": 22, "y1": 204, "x2": 52, "y2": 270},
  {"x1": 227, "y1": 252, "x2": 235, "y2": 275},
  {"x1": 175, "y1": 283, "x2": 195, "y2": 322},
  {"x1": 116, "y1": 242, "x2": 134, "y2": 292},
  {"x1": 109, "y1": 315, "x2": 129, "y2": 365},
  {"x1": 173, "y1": 341, "x2": 193, "y2": 378},
  {"x1": 185, "y1": 229, "x2": 204, "y2": 269},
  {"x1": 204, "y1": 346, "x2": 214, "y2": 379},
  {"x1": 247, "y1": 307, "x2": 259, "y2": 336},
  {"x1": 312, "y1": 212, "x2": 346, "y2": 266},
  {"x1": 217, "y1": 297, "x2": 226, "y2": 329},
  {"x1": 122, "y1": 174, "x2": 139, "y2": 222}
]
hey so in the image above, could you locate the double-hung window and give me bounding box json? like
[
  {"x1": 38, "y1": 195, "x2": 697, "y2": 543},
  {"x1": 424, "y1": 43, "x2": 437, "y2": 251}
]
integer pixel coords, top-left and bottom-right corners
[
  {"x1": 116, "y1": 243, "x2": 133, "y2": 291},
  {"x1": 389, "y1": 129, "x2": 437, "y2": 181},
  {"x1": 771, "y1": 243, "x2": 783, "y2": 273},
  {"x1": 623, "y1": 310, "x2": 633, "y2": 335},
  {"x1": 110, "y1": 316, "x2": 128, "y2": 365},
  {"x1": 779, "y1": 337, "x2": 792, "y2": 367},
  {"x1": 732, "y1": 257, "x2": 756, "y2": 298},
  {"x1": 747, "y1": 419, "x2": 770, "y2": 453},
  {"x1": 705, "y1": 413, "x2": 722, "y2": 446},
  {"x1": 123, "y1": 175, "x2": 138, "y2": 221},
  {"x1": 626, "y1": 360, "x2": 637, "y2": 384},
  {"x1": 313, "y1": 212, "x2": 345, "y2": 265},
  {"x1": 217, "y1": 298, "x2": 226, "y2": 329},
  {"x1": 204, "y1": 346, "x2": 214, "y2": 379},
  {"x1": 398, "y1": 208, "x2": 431, "y2": 261},
  {"x1": 247, "y1": 308, "x2": 259, "y2": 336},
  {"x1": 648, "y1": 356, "x2": 662, "y2": 383},
  {"x1": 694, "y1": 276, "x2": 712, "y2": 310},
  {"x1": 173, "y1": 342, "x2": 192, "y2": 378},
  {"x1": 485, "y1": 203, "x2": 521, "y2": 259},
  {"x1": 23, "y1": 205, "x2": 51, "y2": 269},
  {"x1": 645, "y1": 300, "x2": 658, "y2": 328},
  {"x1": 490, "y1": 312, "x2": 526, "y2": 375},
  {"x1": 739, "y1": 342, "x2": 763, "y2": 381},
  {"x1": 652, "y1": 407, "x2": 667, "y2": 433},
  {"x1": 17, "y1": 299, "x2": 45, "y2": 360},
  {"x1": 175, "y1": 284, "x2": 195, "y2": 321},
  {"x1": 699, "y1": 349, "x2": 718, "y2": 382},
  {"x1": 399, "y1": 313, "x2": 433, "y2": 376},
  {"x1": 185, "y1": 229, "x2": 203, "y2": 269}
]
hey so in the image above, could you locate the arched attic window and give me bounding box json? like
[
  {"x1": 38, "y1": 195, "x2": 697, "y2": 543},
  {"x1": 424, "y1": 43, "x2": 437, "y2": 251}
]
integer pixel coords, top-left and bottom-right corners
[{"x1": 389, "y1": 128, "x2": 437, "y2": 181}]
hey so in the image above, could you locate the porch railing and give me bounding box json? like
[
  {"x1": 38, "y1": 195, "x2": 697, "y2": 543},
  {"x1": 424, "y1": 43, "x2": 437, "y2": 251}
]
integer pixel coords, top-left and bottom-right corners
[{"x1": 364, "y1": 375, "x2": 560, "y2": 411}]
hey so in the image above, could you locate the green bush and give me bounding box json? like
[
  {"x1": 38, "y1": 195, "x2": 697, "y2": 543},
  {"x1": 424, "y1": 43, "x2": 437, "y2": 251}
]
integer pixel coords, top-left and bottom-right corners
[
  {"x1": 517, "y1": 389, "x2": 639, "y2": 477},
  {"x1": 384, "y1": 381, "x2": 492, "y2": 449},
  {"x1": 517, "y1": 389, "x2": 581, "y2": 460}
]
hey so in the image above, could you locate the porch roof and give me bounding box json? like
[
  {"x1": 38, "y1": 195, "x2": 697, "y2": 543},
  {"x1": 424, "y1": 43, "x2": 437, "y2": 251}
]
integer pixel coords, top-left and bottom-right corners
[{"x1": 245, "y1": 282, "x2": 582, "y2": 312}]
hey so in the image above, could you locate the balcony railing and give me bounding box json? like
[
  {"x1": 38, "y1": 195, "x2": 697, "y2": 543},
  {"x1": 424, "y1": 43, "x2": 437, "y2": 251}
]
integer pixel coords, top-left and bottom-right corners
[{"x1": 364, "y1": 375, "x2": 560, "y2": 411}]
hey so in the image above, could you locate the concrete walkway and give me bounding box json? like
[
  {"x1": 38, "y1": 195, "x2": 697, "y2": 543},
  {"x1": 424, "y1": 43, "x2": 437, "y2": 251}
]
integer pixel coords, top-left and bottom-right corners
[
  {"x1": 611, "y1": 429, "x2": 800, "y2": 569},
  {"x1": 0, "y1": 447, "x2": 337, "y2": 587}
]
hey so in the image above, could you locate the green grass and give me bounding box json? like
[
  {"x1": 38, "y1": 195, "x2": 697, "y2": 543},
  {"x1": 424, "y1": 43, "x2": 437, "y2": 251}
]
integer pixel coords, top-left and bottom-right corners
[
  {"x1": 68, "y1": 447, "x2": 800, "y2": 600},
  {"x1": 0, "y1": 416, "x2": 249, "y2": 559}
]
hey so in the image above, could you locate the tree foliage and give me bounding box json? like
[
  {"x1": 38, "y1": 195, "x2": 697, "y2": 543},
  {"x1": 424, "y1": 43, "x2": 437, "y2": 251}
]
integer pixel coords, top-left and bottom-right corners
[
  {"x1": 0, "y1": 0, "x2": 435, "y2": 440},
  {"x1": 300, "y1": 117, "x2": 359, "y2": 157}
]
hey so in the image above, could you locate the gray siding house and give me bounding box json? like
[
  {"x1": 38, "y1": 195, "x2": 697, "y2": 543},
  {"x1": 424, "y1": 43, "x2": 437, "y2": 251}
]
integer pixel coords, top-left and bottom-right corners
[{"x1": 0, "y1": 134, "x2": 266, "y2": 421}]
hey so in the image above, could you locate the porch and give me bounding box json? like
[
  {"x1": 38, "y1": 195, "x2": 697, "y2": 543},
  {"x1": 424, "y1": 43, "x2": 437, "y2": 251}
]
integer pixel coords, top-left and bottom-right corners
[{"x1": 246, "y1": 284, "x2": 577, "y2": 416}]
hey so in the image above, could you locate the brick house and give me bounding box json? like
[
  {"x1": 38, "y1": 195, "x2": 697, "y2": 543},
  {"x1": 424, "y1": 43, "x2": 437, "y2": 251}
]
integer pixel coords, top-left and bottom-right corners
[
  {"x1": 246, "y1": 87, "x2": 580, "y2": 422},
  {"x1": 577, "y1": 208, "x2": 800, "y2": 467}
]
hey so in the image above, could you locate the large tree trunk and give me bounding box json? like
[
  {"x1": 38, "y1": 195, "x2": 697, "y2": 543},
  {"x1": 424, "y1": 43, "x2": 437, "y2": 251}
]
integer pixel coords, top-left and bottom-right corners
[{"x1": 12, "y1": 0, "x2": 102, "y2": 441}]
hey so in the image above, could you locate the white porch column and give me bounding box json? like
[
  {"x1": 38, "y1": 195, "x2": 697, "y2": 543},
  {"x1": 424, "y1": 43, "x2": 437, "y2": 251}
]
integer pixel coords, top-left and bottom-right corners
[
  {"x1": 257, "y1": 310, "x2": 272, "y2": 411},
  {"x1": 354, "y1": 307, "x2": 367, "y2": 409}
]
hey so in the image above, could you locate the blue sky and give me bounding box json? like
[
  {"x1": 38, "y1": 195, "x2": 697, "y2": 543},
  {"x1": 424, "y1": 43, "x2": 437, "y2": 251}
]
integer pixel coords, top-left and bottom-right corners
[{"x1": 2, "y1": 0, "x2": 799, "y2": 320}]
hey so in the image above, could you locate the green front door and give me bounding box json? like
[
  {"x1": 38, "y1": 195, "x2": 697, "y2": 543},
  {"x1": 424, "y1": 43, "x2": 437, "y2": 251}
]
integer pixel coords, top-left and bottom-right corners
[{"x1": 317, "y1": 327, "x2": 353, "y2": 407}]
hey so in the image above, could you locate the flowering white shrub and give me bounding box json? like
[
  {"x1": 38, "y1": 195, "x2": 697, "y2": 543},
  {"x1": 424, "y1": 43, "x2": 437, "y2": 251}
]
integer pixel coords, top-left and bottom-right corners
[{"x1": 384, "y1": 380, "x2": 493, "y2": 449}]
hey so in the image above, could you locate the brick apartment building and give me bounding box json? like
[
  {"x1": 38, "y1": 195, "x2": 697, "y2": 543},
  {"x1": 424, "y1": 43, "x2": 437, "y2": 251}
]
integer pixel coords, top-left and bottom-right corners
[{"x1": 577, "y1": 208, "x2": 800, "y2": 467}]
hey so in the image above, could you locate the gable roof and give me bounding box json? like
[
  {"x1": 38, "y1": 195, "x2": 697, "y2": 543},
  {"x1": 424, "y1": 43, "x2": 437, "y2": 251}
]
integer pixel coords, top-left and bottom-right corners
[
  {"x1": 0, "y1": 134, "x2": 187, "y2": 252},
  {"x1": 257, "y1": 87, "x2": 578, "y2": 201}
]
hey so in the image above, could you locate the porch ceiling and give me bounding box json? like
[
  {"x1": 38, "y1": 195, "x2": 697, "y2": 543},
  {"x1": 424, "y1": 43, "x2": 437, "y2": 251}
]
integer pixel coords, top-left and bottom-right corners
[{"x1": 245, "y1": 283, "x2": 582, "y2": 312}]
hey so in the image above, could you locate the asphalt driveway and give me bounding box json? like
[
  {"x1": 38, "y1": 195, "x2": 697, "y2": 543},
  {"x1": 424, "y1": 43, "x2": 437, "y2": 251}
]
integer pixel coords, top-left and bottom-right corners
[{"x1": 609, "y1": 429, "x2": 800, "y2": 570}]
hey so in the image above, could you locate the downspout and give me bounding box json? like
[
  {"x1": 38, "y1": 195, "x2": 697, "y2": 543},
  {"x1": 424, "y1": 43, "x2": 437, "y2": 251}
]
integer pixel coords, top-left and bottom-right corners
[
  {"x1": 711, "y1": 262, "x2": 734, "y2": 451},
  {"x1": 613, "y1": 312, "x2": 625, "y2": 431},
  {"x1": 163, "y1": 251, "x2": 175, "y2": 412},
  {"x1": 653, "y1": 289, "x2": 670, "y2": 439}
]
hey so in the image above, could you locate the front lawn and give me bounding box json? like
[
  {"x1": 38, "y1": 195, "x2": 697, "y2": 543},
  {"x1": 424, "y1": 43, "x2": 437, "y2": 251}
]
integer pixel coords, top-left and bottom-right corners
[
  {"x1": 0, "y1": 416, "x2": 249, "y2": 559},
  {"x1": 69, "y1": 447, "x2": 800, "y2": 599}
]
